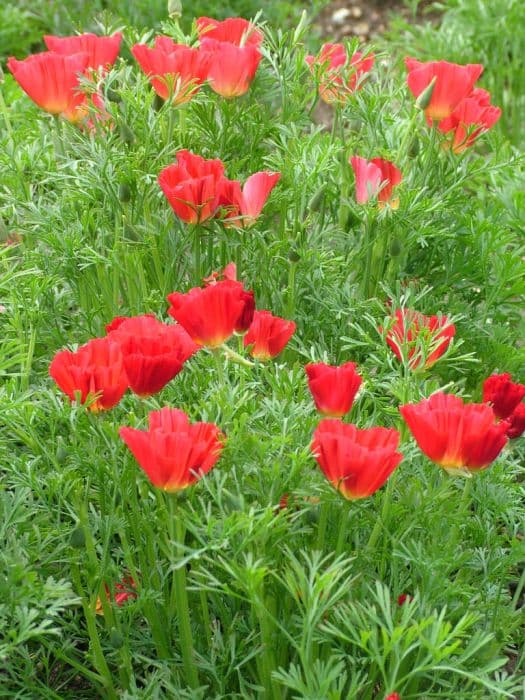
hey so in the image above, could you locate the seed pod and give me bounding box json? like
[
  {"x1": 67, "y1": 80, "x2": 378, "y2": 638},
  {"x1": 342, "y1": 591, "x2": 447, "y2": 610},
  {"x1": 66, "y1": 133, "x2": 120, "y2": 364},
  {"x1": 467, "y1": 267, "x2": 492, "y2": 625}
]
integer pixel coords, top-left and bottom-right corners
[
  {"x1": 118, "y1": 183, "x2": 131, "y2": 203},
  {"x1": 70, "y1": 525, "x2": 86, "y2": 549}
]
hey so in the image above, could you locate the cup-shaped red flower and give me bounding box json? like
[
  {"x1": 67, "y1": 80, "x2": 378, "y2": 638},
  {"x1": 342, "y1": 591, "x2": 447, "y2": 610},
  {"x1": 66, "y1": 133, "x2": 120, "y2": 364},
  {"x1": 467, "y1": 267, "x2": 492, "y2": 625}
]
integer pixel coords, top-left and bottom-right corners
[
  {"x1": 132, "y1": 39, "x2": 211, "y2": 104},
  {"x1": 200, "y1": 38, "x2": 261, "y2": 98},
  {"x1": 482, "y1": 373, "x2": 525, "y2": 420},
  {"x1": 305, "y1": 362, "x2": 362, "y2": 418},
  {"x1": 49, "y1": 337, "x2": 128, "y2": 412},
  {"x1": 384, "y1": 308, "x2": 455, "y2": 371},
  {"x1": 107, "y1": 314, "x2": 198, "y2": 397},
  {"x1": 350, "y1": 156, "x2": 402, "y2": 209},
  {"x1": 306, "y1": 43, "x2": 375, "y2": 104},
  {"x1": 506, "y1": 404, "x2": 525, "y2": 440},
  {"x1": 311, "y1": 420, "x2": 403, "y2": 499},
  {"x1": 158, "y1": 150, "x2": 226, "y2": 224},
  {"x1": 119, "y1": 407, "x2": 225, "y2": 492},
  {"x1": 44, "y1": 32, "x2": 122, "y2": 71},
  {"x1": 405, "y1": 58, "x2": 483, "y2": 123},
  {"x1": 96, "y1": 575, "x2": 137, "y2": 615},
  {"x1": 196, "y1": 16, "x2": 263, "y2": 48},
  {"x1": 438, "y1": 87, "x2": 501, "y2": 153},
  {"x1": 216, "y1": 171, "x2": 281, "y2": 226},
  {"x1": 243, "y1": 310, "x2": 296, "y2": 361},
  {"x1": 167, "y1": 279, "x2": 255, "y2": 347},
  {"x1": 400, "y1": 392, "x2": 508, "y2": 473},
  {"x1": 8, "y1": 51, "x2": 91, "y2": 122}
]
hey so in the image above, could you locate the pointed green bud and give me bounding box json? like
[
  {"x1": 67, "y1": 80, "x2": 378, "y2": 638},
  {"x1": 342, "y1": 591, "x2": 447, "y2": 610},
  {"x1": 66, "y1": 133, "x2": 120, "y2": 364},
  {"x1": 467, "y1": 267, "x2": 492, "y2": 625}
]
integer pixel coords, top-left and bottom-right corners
[
  {"x1": 110, "y1": 628, "x2": 124, "y2": 649},
  {"x1": 118, "y1": 183, "x2": 131, "y2": 203},
  {"x1": 56, "y1": 437, "x2": 68, "y2": 464},
  {"x1": 308, "y1": 184, "x2": 326, "y2": 213},
  {"x1": 415, "y1": 76, "x2": 437, "y2": 111},
  {"x1": 288, "y1": 248, "x2": 300, "y2": 263},
  {"x1": 168, "y1": 0, "x2": 182, "y2": 17},
  {"x1": 389, "y1": 238, "x2": 402, "y2": 257},
  {"x1": 70, "y1": 526, "x2": 86, "y2": 549}
]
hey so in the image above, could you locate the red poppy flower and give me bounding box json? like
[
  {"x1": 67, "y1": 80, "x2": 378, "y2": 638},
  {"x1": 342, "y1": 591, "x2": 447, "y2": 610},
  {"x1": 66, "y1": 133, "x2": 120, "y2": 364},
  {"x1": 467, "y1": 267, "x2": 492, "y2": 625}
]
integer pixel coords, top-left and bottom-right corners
[
  {"x1": 400, "y1": 392, "x2": 508, "y2": 473},
  {"x1": 350, "y1": 156, "x2": 402, "y2": 208},
  {"x1": 305, "y1": 362, "x2": 362, "y2": 418},
  {"x1": 311, "y1": 420, "x2": 403, "y2": 500},
  {"x1": 482, "y1": 373, "x2": 525, "y2": 420},
  {"x1": 438, "y1": 87, "x2": 501, "y2": 153},
  {"x1": 397, "y1": 594, "x2": 413, "y2": 606},
  {"x1": 216, "y1": 171, "x2": 281, "y2": 226},
  {"x1": 306, "y1": 43, "x2": 375, "y2": 104},
  {"x1": 158, "y1": 150, "x2": 226, "y2": 224},
  {"x1": 385, "y1": 694, "x2": 401, "y2": 700},
  {"x1": 107, "y1": 314, "x2": 198, "y2": 397},
  {"x1": 132, "y1": 39, "x2": 211, "y2": 104},
  {"x1": 243, "y1": 310, "x2": 296, "y2": 361},
  {"x1": 95, "y1": 575, "x2": 137, "y2": 615},
  {"x1": 119, "y1": 407, "x2": 225, "y2": 491},
  {"x1": 49, "y1": 337, "x2": 128, "y2": 412},
  {"x1": 383, "y1": 308, "x2": 455, "y2": 371},
  {"x1": 196, "y1": 16, "x2": 263, "y2": 48},
  {"x1": 405, "y1": 58, "x2": 483, "y2": 123},
  {"x1": 167, "y1": 278, "x2": 255, "y2": 347},
  {"x1": 506, "y1": 404, "x2": 525, "y2": 440},
  {"x1": 8, "y1": 51, "x2": 91, "y2": 122},
  {"x1": 44, "y1": 32, "x2": 122, "y2": 71},
  {"x1": 200, "y1": 38, "x2": 261, "y2": 98}
]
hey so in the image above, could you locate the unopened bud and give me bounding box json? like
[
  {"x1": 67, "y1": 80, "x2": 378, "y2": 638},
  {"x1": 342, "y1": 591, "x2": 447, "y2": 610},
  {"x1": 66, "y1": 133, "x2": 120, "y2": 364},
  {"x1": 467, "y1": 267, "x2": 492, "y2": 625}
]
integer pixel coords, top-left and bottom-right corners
[
  {"x1": 389, "y1": 238, "x2": 402, "y2": 257},
  {"x1": 288, "y1": 248, "x2": 300, "y2": 263},
  {"x1": 153, "y1": 93, "x2": 165, "y2": 112},
  {"x1": 118, "y1": 183, "x2": 131, "y2": 203},
  {"x1": 56, "y1": 437, "x2": 68, "y2": 464},
  {"x1": 70, "y1": 526, "x2": 86, "y2": 549},
  {"x1": 415, "y1": 76, "x2": 437, "y2": 111},
  {"x1": 168, "y1": 0, "x2": 182, "y2": 17},
  {"x1": 308, "y1": 184, "x2": 326, "y2": 212},
  {"x1": 106, "y1": 88, "x2": 121, "y2": 104},
  {"x1": 110, "y1": 628, "x2": 124, "y2": 649},
  {"x1": 119, "y1": 122, "x2": 135, "y2": 145}
]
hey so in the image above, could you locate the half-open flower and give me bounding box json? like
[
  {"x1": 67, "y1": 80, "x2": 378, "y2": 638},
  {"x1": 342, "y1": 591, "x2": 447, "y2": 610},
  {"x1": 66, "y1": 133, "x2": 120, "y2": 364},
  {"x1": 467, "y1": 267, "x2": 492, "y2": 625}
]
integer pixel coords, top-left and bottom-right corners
[
  {"x1": 120, "y1": 407, "x2": 225, "y2": 491},
  {"x1": 200, "y1": 38, "x2": 261, "y2": 98},
  {"x1": 158, "y1": 150, "x2": 226, "y2": 223},
  {"x1": 400, "y1": 392, "x2": 508, "y2": 474},
  {"x1": 306, "y1": 43, "x2": 374, "y2": 103},
  {"x1": 49, "y1": 337, "x2": 128, "y2": 412},
  {"x1": 243, "y1": 310, "x2": 296, "y2": 360},
  {"x1": 196, "y1": 16, "x2": 263, "y2": 48},
  {"x1": 167, "y1": 278, "x2": 255, "y2": 347},
  {"x1": 438, "y1": 88, "x2": 501, "y2": 153},
  {"x1": 132, "y1": 39, "x2": 211, "y2": 104},
  {"x1": 44, "y1": 32, "x2": 122, "y2": 71},
  {"x1": 305, "y1": 362, "x2": 362, "y2": 418},
  {"x1": 405, "y1": 58, "x2": 483, "y2": 123},
  {"x1": 311, "y1": 420, "x2": 402, "y2": 499},
  {"x1": 350, "y1": 156, "x2": 402, "y2": 209},
  {"x1": 216, "y1": 171, "x2": 280, "y2": 226},
  {"x1": 482, "y1": 373, "x2": 525, "y2": 420},
  {"x1": 107, "y1": 314, "x2": 198, "y2": 397},
  {"x1": 383, "y1": 308, "x2": 455, "y2": 371}
]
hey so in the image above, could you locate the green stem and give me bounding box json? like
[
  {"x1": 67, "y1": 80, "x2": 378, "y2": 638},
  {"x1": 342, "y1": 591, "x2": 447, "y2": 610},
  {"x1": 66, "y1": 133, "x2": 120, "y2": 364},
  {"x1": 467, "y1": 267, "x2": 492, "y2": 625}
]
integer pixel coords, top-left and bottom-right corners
[
  {"x1": 0, "y1": 85, "x2": 14, "y2": 139},
  {"x1": 316, "y1": 502, "x2": 329, "y2": 551},
  {"x1": 286, "y1": 261, "x2": 297, "y2": 318},
  {"x1": 52, "y1": 115, "x2": 65, "y2": 159},
  {"x1": 360, "y1": 211, "x2": 376, "y2": 299},
  {"x1": 335, "y1": 506, "x2": 349, "y2": 556},
  {"x1": 192, "y1": 226, "x2": 201, "y2": 284},
  {"x1": 169, "y1": 496, "x2": 199, "y2": 689},
  {"x1": 220, "y1": 344, "x2": 254, "y2": 367},
  {"x1": 397, "y1": 107, "x2": 421, "y2": 165},
  {"x1": 367, "y1": 477, "x2": 394, "y2": 553}
]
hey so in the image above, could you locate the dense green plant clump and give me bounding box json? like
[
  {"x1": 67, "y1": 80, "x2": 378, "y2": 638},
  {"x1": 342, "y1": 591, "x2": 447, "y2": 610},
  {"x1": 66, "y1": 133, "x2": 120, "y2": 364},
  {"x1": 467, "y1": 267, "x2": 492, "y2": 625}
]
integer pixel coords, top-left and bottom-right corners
[{"x1": 0, "y1": 1, "x2": 524, "y2": 698}]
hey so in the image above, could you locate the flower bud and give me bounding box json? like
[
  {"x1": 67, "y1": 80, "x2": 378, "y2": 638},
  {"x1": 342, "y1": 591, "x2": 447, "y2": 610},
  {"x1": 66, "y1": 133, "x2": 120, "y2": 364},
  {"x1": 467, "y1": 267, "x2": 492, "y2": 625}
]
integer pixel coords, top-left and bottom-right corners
[
  {"x1": 168, "y1": 0, "x2": 182, "y2": 16},
  {"x1": 118, "y1": 183, "x2": 131, "y2": 203},
  {"x1": 308, "y1": 184, "x2": 326, "y2": 212},
  {"x1": 110, "y1": 628, "x2": 124, "y2": 649},
  {"x1": 69, "y1": 525, "x2": 86, "y2": 549},
  {"x1": 153, "y1": 93, "x2": 165, "y2": 112},
  {"x1": 415, "y1": 76, "x2": 437, "y2": 111},
  {"x1": 389, "y1": 238, "x2": 402, "y2": 257},
  {"x1": 106, "y1": 88, "x2": 121, "y2": 103},
  {"x1": 288, "y1": 248, "x2": 300, "y2": 263},
  {"x1": 55, "y1": 437, "x2": 68, "y2": 464}
]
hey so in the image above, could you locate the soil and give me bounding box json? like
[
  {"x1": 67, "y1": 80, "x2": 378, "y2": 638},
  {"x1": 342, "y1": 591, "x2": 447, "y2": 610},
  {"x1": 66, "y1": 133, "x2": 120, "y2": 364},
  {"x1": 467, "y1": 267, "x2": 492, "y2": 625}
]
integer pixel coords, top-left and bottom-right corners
[{"x1": 314, "y1": 0, "x2": 437, "y2": 43}]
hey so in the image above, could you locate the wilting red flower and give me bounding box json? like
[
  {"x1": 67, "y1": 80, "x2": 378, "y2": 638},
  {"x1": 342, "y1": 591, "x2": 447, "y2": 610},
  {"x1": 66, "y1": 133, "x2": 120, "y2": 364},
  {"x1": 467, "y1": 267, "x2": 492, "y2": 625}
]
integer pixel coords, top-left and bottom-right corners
[
  {"x1": 132, "y1": 39, "x2": 211, "y2": 104},
  {"x1": 158, "y1": 150, "x2": 226, "y2": 224},
  {"x1": 305, "y1": 362, "x2": 362, "y2": 418},
  {"x1": 384, "y1": 308, "x2": 455, "y2": 370},
  {"x1": 311, "y1": 420, "x2": 403, "y2": 499},
  {"x1": 243, "y1": 310, "x2": 296, "y2": 360},
  {"x1": 400, "y1": 392, "x2": 508, "y2": 473},
  {"x1": 167, "y1": 278, "x2": 255, "y2": 347},
  {"x1": 8, "y1": 51, "x2": 91, "y2": 122},
  {"x1": 438, "y1": 87, "x2": 501, "y2": 153},
  {"x1": 44, "y1": 32, "x2": 122, "y2": 71},
  {"x1": 95, "y1": 575, "x2": 137, "y2": 615},
  {"x1": 350, "y1": 156, "x2": 402, "y2": 208},
  {"x1": 482, "y1": 373, "x2": 525, "y2": 420},
  {"x1": 216, "y1": 171, "x2": 281, "y2": 226},
  {"x1": 120, "y1": 407, "x2": 225, "y2": 491},
  {"x1": 200, "y1": 38, "x2": 261, "y2": 98},
  {"x1": 196, "y1": 16, "x2": 263, "y2": 48},
  {"x1": 203, "y1": 262, "x2": 238, "y2": 284},
  {"x1": 306, "y1": 43, "x2": 374, "y2": 104},
  {"x1": 49, "y1": 337, "x2": 128, "y2": 412},
  {"x1": 107, "y1": 315, "x2": 198, "y2": 397},
  {"x1": 506, "y1": 404, "x2": 525, "y2": 440},
  {"x1": 405, "y1": 58, "x2": 483, "y2": 123}
]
